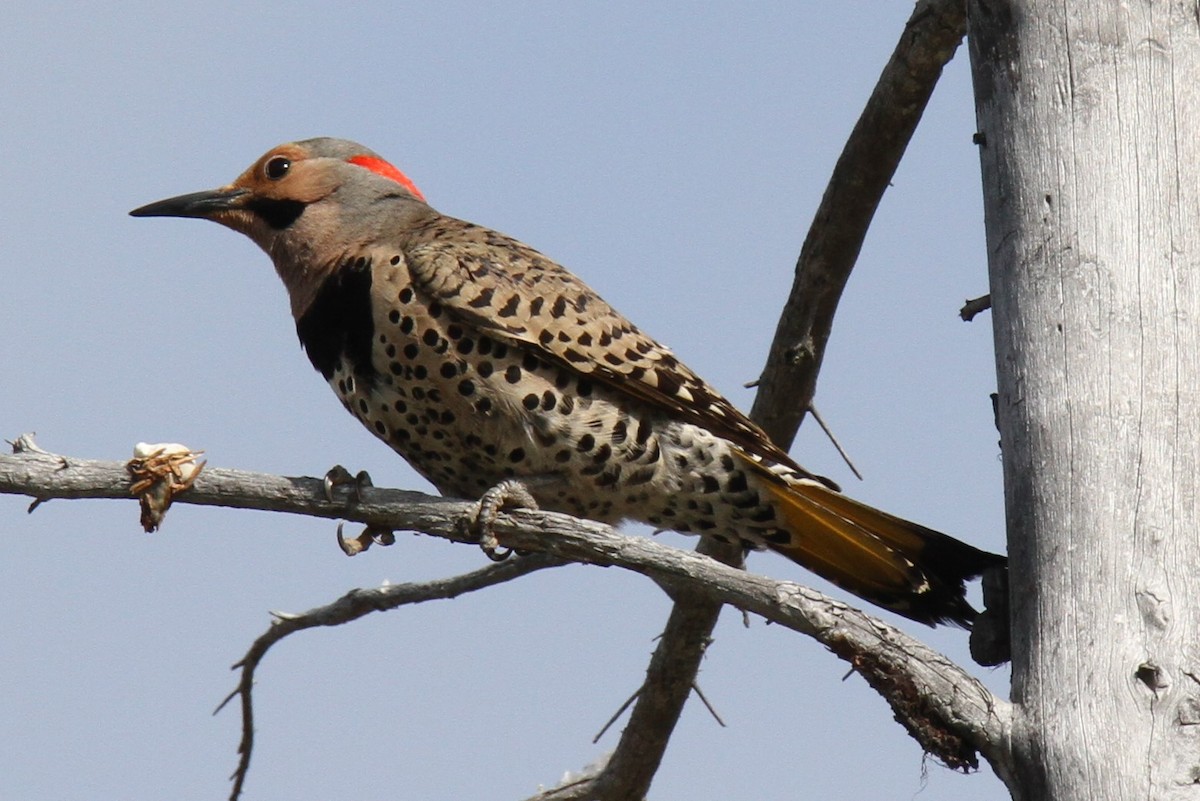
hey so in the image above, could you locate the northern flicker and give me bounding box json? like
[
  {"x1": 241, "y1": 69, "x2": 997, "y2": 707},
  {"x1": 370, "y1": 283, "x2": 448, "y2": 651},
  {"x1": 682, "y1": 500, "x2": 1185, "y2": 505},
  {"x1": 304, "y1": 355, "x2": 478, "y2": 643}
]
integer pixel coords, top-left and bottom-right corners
[{"x1": 131, "y1": 138, "x2": 1004, "y2": 627}]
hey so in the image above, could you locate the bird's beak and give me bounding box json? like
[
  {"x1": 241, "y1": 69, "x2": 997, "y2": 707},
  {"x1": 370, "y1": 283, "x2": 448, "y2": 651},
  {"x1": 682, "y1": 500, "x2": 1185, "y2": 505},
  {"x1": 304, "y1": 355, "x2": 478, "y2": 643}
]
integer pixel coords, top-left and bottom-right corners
[{"x1": 129, "y1": 187, "x2": 250, "y2": 219}]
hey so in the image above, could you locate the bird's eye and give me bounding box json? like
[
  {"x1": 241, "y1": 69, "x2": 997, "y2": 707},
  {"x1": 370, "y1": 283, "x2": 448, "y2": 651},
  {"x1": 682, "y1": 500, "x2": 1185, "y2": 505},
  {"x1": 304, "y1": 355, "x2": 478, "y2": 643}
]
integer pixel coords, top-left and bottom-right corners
[{"x1": 264, "y1": 156, "x2": 291, "y2": 180}]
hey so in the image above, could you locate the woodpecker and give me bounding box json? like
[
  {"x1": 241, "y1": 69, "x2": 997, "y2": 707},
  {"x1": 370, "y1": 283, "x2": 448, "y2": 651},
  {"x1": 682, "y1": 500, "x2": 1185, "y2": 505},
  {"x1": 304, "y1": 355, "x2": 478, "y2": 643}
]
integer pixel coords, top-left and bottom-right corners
[{"x1": 131, "y1": 138, "x2": 1003, "y2": 626}]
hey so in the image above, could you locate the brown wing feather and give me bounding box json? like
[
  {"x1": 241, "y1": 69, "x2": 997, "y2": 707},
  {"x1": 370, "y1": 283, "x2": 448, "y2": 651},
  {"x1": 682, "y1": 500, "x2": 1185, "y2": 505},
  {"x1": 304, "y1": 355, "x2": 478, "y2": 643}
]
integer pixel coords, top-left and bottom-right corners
[{"x1": 402, "y1": 216, "x2": 808, "y2": 473}]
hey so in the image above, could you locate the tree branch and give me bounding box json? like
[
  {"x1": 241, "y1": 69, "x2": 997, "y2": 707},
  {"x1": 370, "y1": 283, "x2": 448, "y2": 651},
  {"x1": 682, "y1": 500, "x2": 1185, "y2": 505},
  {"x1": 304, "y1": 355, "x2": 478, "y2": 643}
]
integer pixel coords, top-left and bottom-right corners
[
  {"x1": 598, "y1": 0, "x2": 977, "y2": 797},
  {"x1": 219, "y1": 555, "x2": 564, "y2": 801},
  {"x1": 749, "y1": 0, "x2": 970, "y2": 449},
  {"x1": 959, "y1": 293, "x2": 992, "y2": 321},
  {"x1": 0, "y1": 440, "x2": 1012, "y2": 779},
  {"x1": 589, "y1": 538, "x2": 735, "y2": 800}
]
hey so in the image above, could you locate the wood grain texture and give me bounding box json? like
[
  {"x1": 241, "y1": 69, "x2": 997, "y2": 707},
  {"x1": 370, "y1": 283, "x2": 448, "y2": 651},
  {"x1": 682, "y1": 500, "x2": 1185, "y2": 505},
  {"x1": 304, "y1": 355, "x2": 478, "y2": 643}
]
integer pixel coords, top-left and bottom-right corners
[{"x1": 969, "y1": 0, "x2": 1200, "y2": 796}]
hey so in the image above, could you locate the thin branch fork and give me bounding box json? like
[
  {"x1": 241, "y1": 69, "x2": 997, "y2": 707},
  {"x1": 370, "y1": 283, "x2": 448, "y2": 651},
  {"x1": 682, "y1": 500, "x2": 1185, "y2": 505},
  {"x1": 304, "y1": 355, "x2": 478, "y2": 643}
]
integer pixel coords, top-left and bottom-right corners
[
  {"x1": 217, "y1": 555, "x2": 565, "y2": 801},
  {"x1": 0, "y1": 442, "x2": 1012, "y2": 780}
]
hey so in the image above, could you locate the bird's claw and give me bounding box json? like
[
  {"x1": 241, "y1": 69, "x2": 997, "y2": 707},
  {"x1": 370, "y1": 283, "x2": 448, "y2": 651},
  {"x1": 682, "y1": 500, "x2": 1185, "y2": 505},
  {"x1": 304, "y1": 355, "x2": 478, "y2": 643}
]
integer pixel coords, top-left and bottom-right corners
[
  {"x1": 325, "y1": 466, "x2": 393, "y2": 556},
  {"x1": 470, "y1": 479, "x2": 540, "y2": 560},
  {"x1": 336, "y1": 522, "x2": 396, "y2": 556},
  {"x1": 323, "y1": 464, "x2": 373, "y2": 503}
]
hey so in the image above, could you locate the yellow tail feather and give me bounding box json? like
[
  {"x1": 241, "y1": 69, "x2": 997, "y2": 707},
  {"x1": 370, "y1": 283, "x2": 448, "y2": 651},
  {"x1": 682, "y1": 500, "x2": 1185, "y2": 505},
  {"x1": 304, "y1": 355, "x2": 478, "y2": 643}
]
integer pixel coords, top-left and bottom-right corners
[{"x1": 735, "y1": 452, "x2": 1000, "y2": 627}]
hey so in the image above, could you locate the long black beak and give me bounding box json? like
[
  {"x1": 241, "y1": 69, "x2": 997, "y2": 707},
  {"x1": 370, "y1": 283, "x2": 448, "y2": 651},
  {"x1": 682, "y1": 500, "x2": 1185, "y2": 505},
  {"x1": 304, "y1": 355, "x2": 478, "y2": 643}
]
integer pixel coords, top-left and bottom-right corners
[{"x1": 129, "y1": 187, "x2": 250, "y2": 219}]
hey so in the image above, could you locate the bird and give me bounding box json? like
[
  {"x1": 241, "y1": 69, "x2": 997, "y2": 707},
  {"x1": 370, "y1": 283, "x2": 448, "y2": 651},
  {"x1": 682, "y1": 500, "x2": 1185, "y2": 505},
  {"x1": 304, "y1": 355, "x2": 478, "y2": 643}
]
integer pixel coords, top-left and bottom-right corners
[{"x1": 130, "y1": 137, "x2": 1004, "y2": 627}]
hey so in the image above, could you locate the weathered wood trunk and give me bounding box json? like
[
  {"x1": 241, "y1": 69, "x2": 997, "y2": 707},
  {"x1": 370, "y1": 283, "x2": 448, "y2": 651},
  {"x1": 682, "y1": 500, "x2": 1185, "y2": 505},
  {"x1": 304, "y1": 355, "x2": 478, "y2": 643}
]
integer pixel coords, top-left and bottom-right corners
[{"x1": 968, "y1": 1, "x2": 1200, "y2": 797}]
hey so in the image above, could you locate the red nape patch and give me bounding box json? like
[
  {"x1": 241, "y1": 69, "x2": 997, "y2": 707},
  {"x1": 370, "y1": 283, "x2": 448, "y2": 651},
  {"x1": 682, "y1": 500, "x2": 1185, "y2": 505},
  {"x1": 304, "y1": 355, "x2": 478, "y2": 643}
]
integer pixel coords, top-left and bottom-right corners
[{"x1": 348, "y1": 155, "x2": 426, "y2": 201}]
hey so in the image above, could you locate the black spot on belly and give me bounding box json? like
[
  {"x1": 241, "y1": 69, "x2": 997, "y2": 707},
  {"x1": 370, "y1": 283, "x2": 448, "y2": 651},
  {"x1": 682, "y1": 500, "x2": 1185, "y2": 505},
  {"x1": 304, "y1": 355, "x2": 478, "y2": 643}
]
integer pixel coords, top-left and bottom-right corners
[
  {"x1": 296, "y1": 257, "x2": 378, "y2": 385},
  {"x1": 748, "y1": 507, "x2": 776, "y2": 523}
]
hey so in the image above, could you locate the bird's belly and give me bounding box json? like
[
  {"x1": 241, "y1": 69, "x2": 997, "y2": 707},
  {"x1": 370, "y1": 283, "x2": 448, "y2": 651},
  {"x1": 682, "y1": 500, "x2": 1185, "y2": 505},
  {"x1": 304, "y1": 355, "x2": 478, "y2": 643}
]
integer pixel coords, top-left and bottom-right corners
[{"x1": 327, "y1": 342, "x2": 782, "y2": 545}]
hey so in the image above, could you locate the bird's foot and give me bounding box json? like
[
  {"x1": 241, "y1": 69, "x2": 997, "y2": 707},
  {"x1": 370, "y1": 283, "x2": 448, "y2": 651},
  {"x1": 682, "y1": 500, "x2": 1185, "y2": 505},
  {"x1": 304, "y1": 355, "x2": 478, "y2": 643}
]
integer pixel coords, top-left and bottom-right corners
[
  {"x1": 323, "y1": 464, "x2": 373, "y2": 503},
  {"x1": 323, "y1": 465, "x2": 396, "y2": 556},
  {"x1": 469, "y1": 479, "x2": 540, "y2": 561},
  {"x1": 336, "y1": 522, "x2": 396, "y2": 556}
]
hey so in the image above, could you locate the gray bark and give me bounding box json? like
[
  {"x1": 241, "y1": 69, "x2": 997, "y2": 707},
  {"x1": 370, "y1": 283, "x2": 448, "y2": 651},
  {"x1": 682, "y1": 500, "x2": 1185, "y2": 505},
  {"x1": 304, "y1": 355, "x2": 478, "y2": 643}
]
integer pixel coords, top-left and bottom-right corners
[{"x1": 968, "y1": 1, "x2": 1200, "y2": 797}]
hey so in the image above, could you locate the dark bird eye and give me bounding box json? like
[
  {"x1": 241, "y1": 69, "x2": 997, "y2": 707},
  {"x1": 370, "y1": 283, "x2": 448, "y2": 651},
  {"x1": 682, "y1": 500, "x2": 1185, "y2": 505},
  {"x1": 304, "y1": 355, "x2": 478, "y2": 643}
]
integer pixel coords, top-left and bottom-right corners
[{"x1": 264, "y1": 156, "x2": 291, "y2": 180}]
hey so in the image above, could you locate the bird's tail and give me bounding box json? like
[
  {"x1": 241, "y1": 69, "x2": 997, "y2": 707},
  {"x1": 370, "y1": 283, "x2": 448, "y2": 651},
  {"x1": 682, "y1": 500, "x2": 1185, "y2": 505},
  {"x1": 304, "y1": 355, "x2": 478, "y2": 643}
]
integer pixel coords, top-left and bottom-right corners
[{"x1": 741, "y1": 455, "x2": 1003, "y2": 627}]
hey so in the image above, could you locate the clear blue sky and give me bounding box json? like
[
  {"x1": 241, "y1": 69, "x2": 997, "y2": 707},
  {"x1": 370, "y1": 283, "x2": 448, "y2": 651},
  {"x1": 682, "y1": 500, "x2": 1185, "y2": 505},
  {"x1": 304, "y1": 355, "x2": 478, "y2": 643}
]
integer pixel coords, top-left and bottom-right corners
[{"x1": 1, "y1": 3, "x2": 1008, "y2": 799}]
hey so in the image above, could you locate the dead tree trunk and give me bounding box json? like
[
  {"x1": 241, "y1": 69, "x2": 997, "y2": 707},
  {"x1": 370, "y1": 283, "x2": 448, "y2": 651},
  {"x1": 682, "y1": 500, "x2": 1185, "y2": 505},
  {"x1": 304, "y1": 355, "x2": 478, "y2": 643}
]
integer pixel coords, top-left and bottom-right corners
[{"x1": 969, "y1": 1, "x2": 1200, "y2": 797}]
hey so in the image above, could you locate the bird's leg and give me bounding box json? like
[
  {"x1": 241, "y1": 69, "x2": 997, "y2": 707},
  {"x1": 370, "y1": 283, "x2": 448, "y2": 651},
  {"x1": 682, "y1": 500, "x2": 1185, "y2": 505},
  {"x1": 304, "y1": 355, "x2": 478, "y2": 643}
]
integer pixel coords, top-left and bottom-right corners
[
  {"x1": 324, "y1": 465, "x2": 396, "y2": 556},
  {"x1": 469, "y1": 478, "x2": 555, "y2": 561}
]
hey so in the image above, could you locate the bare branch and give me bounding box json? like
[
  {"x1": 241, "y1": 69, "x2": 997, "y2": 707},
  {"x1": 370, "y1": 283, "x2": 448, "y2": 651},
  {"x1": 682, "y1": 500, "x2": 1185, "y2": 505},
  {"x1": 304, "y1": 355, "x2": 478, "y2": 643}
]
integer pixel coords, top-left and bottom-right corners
[
  {"x1": 598, "y1": 0, "x2": 976, "y2": 796},
  {"x1": 807, "y1": 404, "x2": 864, "y2": 481},
  {"x1": 592, "y1": 689, "x2": 640, "y2": 744},
  {"x1": 517, "y1": 758, "x2": 608, "y2": 801},
  {"x1": 589, "y1": 553, "x2": 731, "y2": 799},
  {"x1": 959, "y1": 294, "x2": 992, "y2": 321},
  {"x1": 749, "y1": 0, "x2": 970, "y2": 450},
  {"x1": 0, "y1": 442, "x2": 1012, "y2": 773},
  {"x1": 690, "y1": 681, "x2": 727, "y2": 728},
  {"x1": 221, "y1": 556, "x2": 562, "y2": 801}
]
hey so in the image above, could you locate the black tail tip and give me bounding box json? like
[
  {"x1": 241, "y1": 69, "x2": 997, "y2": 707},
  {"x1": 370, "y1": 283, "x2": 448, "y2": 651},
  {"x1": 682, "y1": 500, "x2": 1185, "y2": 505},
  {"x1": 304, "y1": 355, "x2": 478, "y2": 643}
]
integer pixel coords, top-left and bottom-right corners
[{"x1": 893, "y1": 552, "x2": 1008, "y2": 632}]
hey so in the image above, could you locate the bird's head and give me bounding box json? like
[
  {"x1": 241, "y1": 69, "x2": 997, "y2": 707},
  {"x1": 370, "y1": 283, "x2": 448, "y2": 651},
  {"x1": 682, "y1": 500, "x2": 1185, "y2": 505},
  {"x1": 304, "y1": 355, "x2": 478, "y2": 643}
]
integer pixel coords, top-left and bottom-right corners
[{"x1": 131, "y1": 138, "x2": 432, "y2": 310}]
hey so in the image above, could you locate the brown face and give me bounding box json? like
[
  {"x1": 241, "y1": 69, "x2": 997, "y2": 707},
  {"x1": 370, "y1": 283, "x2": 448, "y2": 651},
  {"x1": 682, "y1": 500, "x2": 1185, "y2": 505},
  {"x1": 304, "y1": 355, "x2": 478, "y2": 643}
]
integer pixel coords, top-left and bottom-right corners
[
  {"x1": 229, "y1": 143, "x2": 343, "y2": 206},
  {"x1": 129, "y1": 141, "x2": 340, "y2": 235}
]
